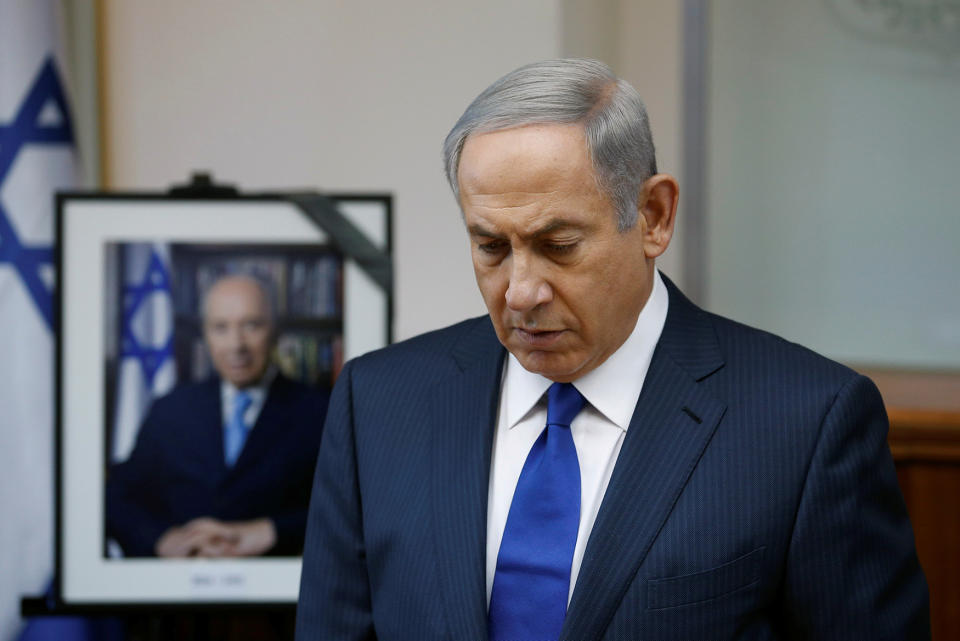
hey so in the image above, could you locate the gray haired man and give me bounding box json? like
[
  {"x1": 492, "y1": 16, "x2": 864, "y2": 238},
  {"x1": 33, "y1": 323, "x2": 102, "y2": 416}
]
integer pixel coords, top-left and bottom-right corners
[{"x1": 296, "y1": 59, "x2": 928, "y2": 640}]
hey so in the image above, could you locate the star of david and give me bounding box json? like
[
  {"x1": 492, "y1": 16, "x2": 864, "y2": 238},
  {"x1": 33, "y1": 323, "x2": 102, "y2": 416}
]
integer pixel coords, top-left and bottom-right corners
[
  {"x1": 120, "y1": 249, "x2": 175, "y2": 388},
  {"x1": 0, "y1": 57, "x2": 74, "y2": 331}
]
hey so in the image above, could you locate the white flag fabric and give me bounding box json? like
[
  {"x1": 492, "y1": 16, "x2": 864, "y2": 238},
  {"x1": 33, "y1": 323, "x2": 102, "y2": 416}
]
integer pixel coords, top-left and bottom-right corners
[
  {"x1": 0, "y1": 1, "x2": 78, "y2": 638},
  {"x1": 111, "y1": 242, "x2": 177, "y2": 464}
]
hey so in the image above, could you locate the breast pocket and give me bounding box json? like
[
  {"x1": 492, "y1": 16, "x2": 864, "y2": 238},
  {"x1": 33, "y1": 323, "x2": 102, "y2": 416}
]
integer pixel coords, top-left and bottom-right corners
[{"x1": 646, "y1": 546, "x2": 765, "y2": 610}]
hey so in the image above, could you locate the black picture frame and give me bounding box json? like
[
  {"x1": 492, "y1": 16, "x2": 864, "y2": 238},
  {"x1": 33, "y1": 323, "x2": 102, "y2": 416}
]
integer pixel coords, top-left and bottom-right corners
[{"x1": 54, "y1": 191, "x2": 392, "y2": 608}]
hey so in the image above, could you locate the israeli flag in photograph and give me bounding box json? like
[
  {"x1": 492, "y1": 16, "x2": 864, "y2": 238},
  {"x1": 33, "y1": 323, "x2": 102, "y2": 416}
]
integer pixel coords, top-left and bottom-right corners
[{"x1": 111, "y1": 242, "x2": 177, "y2": 463}]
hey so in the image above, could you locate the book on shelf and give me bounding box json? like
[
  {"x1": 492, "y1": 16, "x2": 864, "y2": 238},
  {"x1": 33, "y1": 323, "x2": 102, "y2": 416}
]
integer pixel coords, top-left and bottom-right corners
[{"x1": 274, "y1": 332, "x2": 343, "y2": 387}]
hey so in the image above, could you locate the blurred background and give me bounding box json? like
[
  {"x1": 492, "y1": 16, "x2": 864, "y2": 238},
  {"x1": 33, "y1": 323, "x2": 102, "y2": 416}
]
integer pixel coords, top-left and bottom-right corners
[{"x1": 2, "y1": 0, "x2": 957, "y2": 638}]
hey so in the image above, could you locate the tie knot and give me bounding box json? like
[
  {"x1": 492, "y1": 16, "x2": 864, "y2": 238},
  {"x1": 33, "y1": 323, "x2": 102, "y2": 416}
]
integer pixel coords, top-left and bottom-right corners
[
  {"x1": 546, "y1": 382, "x2": 585, "y2": 428},
  {"x1": 234, "y1": 390, "x2": 253, "y2": 415}
]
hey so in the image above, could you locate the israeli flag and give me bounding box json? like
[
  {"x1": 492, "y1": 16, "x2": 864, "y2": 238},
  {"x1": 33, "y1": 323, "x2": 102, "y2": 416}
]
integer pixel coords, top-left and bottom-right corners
[
  {"x1": 0, "y1": 1, "x2": 77, "y2": 639},
  {"x1": 111, "y1": 243, "x2": 176, "y2": 463}
]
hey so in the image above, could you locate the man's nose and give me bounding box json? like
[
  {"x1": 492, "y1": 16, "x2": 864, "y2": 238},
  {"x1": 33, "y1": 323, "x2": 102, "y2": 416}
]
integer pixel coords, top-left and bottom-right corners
[
  {"x1": 504, "y1": 255, "x2": 552, "y2": 312},
  {"x1": 225, "y1": 327, "x2": 247, "y2": 350}
]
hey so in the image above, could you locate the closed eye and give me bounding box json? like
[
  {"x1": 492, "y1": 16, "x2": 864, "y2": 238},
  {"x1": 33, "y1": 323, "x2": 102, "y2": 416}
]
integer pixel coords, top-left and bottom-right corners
[
  {"x1": 544, "y1": 242, "x2": 578, "y2": 255},
  {"x1": 478, "y1": 240, "x2": 508, "y2": 254}
]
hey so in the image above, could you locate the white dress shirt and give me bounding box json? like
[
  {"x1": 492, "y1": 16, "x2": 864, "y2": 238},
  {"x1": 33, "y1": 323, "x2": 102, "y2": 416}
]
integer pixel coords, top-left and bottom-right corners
[
  {"x1": 219, "y1": 366, "x2": 277, "y2": 431},
  {"x1": 485, "y1": 270, "x2": 669, "y2": 605}
]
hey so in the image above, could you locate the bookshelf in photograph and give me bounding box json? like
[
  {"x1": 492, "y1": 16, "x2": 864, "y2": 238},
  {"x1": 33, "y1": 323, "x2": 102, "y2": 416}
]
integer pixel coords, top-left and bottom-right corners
[{"x1": 170, "y1": 243, "x2": 344, "y2": 390}]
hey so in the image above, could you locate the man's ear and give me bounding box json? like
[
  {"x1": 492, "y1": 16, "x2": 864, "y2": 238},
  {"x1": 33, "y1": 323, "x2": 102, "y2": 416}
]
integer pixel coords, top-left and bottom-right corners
[{"x1": 637, "y1": 174, "x2": 679, "y2": 258}]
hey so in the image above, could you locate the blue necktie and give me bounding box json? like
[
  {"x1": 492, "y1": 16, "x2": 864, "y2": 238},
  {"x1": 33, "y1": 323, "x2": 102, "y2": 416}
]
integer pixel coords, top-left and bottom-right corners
[
  {"x1": 489, "y1": 382, "x2": 586, "y2": 641},
  {"x1": 224, "y1": 390, "x2": 253, "y2": 467}
]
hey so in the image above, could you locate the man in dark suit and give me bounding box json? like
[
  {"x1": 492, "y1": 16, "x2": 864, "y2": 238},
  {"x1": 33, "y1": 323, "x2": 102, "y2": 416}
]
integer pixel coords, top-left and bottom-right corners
[
  {"x1": 296, "y1": 59, "x2": 928, "y2": 639},
  {"x1": 107, "y1": 275, "x2": 328, "y2": 558}
]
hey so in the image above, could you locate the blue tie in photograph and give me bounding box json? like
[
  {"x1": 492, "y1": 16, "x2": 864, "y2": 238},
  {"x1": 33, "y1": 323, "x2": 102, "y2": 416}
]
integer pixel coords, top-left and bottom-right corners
[
  {"x1": 224, "y1": 390, "x2": 253, "y2": 467},
  {"x1": 489, "y1": 382, "x2": 586, "y2": 641}
]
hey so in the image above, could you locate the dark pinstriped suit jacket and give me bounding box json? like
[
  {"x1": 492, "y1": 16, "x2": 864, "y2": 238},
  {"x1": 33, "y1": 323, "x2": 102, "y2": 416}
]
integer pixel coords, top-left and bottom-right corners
[{"x1": 296, "y1": 278, "x2": 929, "y2": 640}]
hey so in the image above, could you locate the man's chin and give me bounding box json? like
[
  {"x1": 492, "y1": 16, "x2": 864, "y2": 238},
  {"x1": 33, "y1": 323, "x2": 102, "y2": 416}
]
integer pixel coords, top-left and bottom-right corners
[
  {"x1": 222, "y1": 368, "x2": 263, "y2": 388},
  {"x1": 511, "y1": 350, "x2": 584, "y2": 384}
]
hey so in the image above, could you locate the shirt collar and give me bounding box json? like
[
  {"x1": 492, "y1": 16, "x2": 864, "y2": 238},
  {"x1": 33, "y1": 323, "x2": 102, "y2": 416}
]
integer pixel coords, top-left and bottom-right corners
[
  {"x1": 502, "y1": 270, "x2": 669, "y2": 431},
  {"x1": 220, "y1": 365, "x2": 277, "y2": 409}
]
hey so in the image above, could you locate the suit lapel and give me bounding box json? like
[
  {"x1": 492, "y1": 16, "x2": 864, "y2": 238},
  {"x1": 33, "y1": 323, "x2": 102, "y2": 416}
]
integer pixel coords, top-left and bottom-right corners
[
  {"x1": 562, "y1": 279, "x2": 727, "y2": 641},
  {"x1": 194, "y1": 378, "x2": 226, "y2": 483},
  {"x1": 431, "y1": 319, "x2": 505, "y2": 641},
  {"x1": 232, "y1": 374, "x2": 291, "y2": 473}
]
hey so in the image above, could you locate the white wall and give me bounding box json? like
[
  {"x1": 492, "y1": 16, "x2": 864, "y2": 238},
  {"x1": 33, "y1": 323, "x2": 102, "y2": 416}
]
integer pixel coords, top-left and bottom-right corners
[
  {"x1": 101, "y1": 0, "x2": 561, "y2": 340},
  {"x1": 100, "y1": 1, "x2": 686, "y2": 340}
]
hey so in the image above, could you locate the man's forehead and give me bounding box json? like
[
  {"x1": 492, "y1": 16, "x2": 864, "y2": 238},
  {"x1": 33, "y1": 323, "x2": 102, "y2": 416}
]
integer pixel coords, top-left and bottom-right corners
[
  {"x1": 458, "y1": 122, "x2": 612, "y2": 237},
  {"x1": 458, "y1": 123, "x2": 591, "y2": 190},
  {"x1": 204, "y1": 277, "x2": 270, "y2": 315}
]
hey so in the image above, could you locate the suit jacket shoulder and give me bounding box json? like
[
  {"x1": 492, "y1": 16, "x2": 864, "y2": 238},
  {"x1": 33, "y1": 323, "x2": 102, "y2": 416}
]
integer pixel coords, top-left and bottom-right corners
[
  {"x1": 658, "y1": 277, "x2": 865, "y2": 432},
  {"x1": 348, "y1": 315, "x2": 501, "y2": 390}
]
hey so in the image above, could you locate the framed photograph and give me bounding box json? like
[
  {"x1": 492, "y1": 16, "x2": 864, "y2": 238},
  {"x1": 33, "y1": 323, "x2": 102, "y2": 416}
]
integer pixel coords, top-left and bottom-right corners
[{"x1": 56, "y1": 192, "x2": 392, "y2": 606}]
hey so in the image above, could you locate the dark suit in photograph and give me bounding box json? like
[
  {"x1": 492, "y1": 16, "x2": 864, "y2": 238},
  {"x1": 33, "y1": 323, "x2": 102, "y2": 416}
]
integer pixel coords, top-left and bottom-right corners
[
  {"x1": 106, "y1": 374, "x2": 329, "y2": 557},
  {"x1": 296, "y1": 278, "x2": 928, "y2": 640}
]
